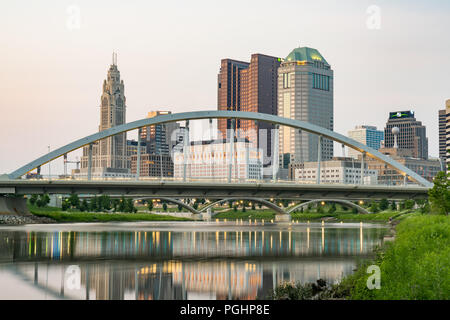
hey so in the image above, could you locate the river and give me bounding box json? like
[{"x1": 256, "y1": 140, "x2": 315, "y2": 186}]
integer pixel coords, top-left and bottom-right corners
[{"x1": 0, "y1": 221, "x2": 388, "y2": 300}]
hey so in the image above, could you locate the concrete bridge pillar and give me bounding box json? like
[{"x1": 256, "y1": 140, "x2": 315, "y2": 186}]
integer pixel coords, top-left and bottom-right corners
[
  {"x1": 0, "y1": 196, "x2": 31, "y2": 215},
  {"x1": 275, "y1": 214, "x2": 291, "y2": 222}
]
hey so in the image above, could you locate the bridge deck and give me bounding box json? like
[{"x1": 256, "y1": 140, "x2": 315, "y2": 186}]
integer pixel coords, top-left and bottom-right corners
[{"x1": 0, "y1": 180, "x2": 429, "y2": 200}]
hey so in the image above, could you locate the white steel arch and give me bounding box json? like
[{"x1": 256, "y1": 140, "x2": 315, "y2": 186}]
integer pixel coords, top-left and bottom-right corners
[{"x1": 8, "y1": 111, "x2": 433, "y2": 187}]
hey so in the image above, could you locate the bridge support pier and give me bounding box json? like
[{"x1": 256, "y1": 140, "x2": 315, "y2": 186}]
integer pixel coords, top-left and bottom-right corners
[
  {"x1": 275, "y1": 214, "x2": 291, "y2": 222},
  {"x1": 0, "y1": 196, "x2": 31, "y2": 215},
  {"x1": 191, "y1": 213, "x2": 203, "y2": 220}
]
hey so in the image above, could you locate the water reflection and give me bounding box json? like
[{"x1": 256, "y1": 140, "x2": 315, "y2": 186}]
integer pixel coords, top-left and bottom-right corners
[{"x1": 0, "y1": 222, "x2": 387, "y2": 300}]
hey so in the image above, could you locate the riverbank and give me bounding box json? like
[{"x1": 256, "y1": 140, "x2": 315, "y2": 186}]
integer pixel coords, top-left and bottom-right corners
[
  {"x1": 270, "y1": 214, "x2": 450, "y2": 300},
  {"x1": 27, "y1": 206, "x2": 192, "y2": 223},
  {"x1": 214, "y1": 208, "x2": 412, "y2": 223}
]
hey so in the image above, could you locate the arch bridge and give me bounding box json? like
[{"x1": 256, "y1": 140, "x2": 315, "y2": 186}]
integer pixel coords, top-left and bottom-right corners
[{"x1": 6, "y1": 110, "x2": 432, "y2": 189}]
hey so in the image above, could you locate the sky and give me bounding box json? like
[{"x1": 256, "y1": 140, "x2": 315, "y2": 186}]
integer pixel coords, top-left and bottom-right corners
[{"x1": 1, "y1": 0, "x2": 449, "y2": 175}]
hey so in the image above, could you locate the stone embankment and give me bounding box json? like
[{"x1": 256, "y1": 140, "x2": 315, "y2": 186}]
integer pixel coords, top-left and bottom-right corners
[{"x1": 0, "y1": 215, "x2": 56, "y2": 225}]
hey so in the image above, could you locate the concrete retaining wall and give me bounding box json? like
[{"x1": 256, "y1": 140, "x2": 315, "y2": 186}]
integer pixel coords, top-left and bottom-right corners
[{"x1": 0, "y1": 197, "x2": 31, "y2": 215}]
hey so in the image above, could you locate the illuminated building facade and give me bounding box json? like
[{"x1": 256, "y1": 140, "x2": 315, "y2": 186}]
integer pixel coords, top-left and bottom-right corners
[
  {"x1": 278, "y1": 47, "x2": 334, "y2": 165},
  {"x1": 173, "y1": 138, "x2": 263, "y2": 180}
]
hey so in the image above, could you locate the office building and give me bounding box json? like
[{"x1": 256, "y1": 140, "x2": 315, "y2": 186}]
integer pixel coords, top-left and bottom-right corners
[
  {"x1": 439, "y1": 109, "x2": 446, "y2": 163},
  {"x1": 278, "y1": 47, "x2": 334, "y2": 165},
  {"x1": 347, "y1": 125, "x2": 384, "y2": 159},
  {"x1": 173, "y1": 138, "x2": 263, "y2": 180},
  {"x1": 126, "y1": 139, "x2": 147, "y2": 170},
  {"x1": 217, "y1": 54, "x2": 280, "y2": 164},
  {"x1": 140, "y1": 111, "x2": 180, "y2": 155},
  {"x1": 130, "y1": 153, "x2": 174, "y2": 178},
  {"x1": 79, "y1": 54, "x2": 131, "y2": 178},
  {"x1": 384, "y1": 111, "x2": 428, "y2": 159},
  {"x1": 440, "y1": 99, "x2": 450, "y2": 169},
  {"x1": 290, "y1": 157, "x2": 378, "y2": 185}
]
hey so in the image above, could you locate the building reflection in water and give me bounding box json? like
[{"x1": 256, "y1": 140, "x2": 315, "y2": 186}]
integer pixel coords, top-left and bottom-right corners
[{"x1": 0, "y1": 224, "x2": 387, "y2": 300}]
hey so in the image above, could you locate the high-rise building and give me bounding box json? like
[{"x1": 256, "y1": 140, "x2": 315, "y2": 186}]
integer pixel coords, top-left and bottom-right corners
[
  {"x1": 80, "y1": 54, "x2": 130, "y2": 178},
  {"x1": 278, "y1": 47, "x2": 334, "y2": 164},
  {"x1": 140, "y1": 111, "x2": 180, "y2": 155},
  {"x1": 439, "y1": 108, "x2": 446, "y2": 163},
  {"x1": 217, "y1": 54, "x2": 280, "y2": 164},
  {"x1": 347, "y1": 125, "x2": 384, "y2": 159},
  {"x1": 441, "y1": 99, "x2": 450, "y2": 169},
  {"x1": 384, "y1": 111, "x2": 428, "y2": 159}
]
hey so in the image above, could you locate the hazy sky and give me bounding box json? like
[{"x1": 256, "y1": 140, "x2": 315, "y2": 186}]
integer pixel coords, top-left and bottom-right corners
[{"x1": 1, "y1": 0, "x2": 449, "y2": 174}]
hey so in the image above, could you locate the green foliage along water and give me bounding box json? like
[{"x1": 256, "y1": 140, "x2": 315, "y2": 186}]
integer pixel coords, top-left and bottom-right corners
[{"x1": 344, "y1": 215, "x2": 450, "y2": 299}]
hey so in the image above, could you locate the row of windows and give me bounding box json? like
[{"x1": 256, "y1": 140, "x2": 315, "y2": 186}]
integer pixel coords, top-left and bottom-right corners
[{"x1": 312, "y1": 73, "x2": 330, "y2": 91}]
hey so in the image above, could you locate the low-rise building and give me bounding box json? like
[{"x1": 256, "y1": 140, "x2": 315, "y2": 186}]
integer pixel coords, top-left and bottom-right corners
[
  {"x1": 290, "y1": 157, "x2": 378, "y2": 184},
  {"x1": 173, "y1": 138, "x2": 263, "y2": 181}
]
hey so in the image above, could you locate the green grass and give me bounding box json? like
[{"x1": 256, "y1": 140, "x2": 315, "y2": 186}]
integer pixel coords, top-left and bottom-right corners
[
  {"x1": 291, "y1": 210, "x2": 411, "y2": 222},
  {"x1": 213, "y1": 208, "x2": 409, "y2": 222},
  {"x1": 341, "y1": 214, "x2": 450, "y2": 299},
  {"x1": 29, "y1": 205, "x2": 192, "y2": 222},
  {"x1": 213, "y1": 209, "x2": 276, "y2": 220}
]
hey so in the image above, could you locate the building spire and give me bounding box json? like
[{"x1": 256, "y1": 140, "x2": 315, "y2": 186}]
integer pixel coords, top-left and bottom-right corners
[{"x1": 112, "y1": 52, "x2": 117, "y2": 66}]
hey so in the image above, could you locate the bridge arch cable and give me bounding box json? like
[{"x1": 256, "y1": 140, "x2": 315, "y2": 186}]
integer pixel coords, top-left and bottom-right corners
[{"x1": 8, "y1": 111, "x2": 432, "y2": 188}]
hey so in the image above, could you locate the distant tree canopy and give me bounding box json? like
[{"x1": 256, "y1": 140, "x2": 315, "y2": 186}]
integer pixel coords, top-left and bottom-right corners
[{"x1": 428, "y1": 171, "x2": 450, "y2": 215}]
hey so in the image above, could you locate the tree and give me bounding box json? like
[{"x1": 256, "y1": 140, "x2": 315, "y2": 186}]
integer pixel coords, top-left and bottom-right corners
[
  {"x1": 147, "y1": 201, "x2": 153, "y2": 212},
  {"x1": 177, "y1": 204, "x2": 183, "y2": 212},
  {"x1": 162, "y1": 203, "x2": 168, "y2": 212},
  {"x1": 118, "y1": 197, "x2": 126, "y2": 212},
  {"x1": 379, "y1": 198, "x2": 389, "y2": 211},
  {"x1": 62, "y1": 201, "x2": 70, "y2": 211},
  {"x1": 193, "y1": 202, "x2": 199, "y2": 210},
  {"x1": 36, "y1": 194, "x2": 50, "y2": 207},
  {"x1": 390, "y1": 200, "x2": 397, "y2": 211},
  {"x1": 251, "y1": 203, "x2": 256, "y2": 210},
  {"x1": 328, "y1": 203, "x2": 336, "y2": 214},
  {"x1": 233, "y1": 205, "x2": 238, "y2": 212},
  {"x1": 428, "y1": 171, "x2": 450, "y2": 215},
  {"x1": 80, "y1": 199, "x2": 88, "y2": 212},
  {"x1": 68, "y1": 193, "x2": 80, "y2": 209},
  {"x1": 228, "y1": 200, "x2": 233, "y2": 209},
  {"x1": 29, "y1": 194, "x2": 38, "y2": 206},
  {"x1": 242, "y1": 206, "x2": 246, "y2": 213},
  {"x1": 98, "y1": 195, "x2": 111, "y2": 211},
  {"x1": 112, "y1": 199, "x2": 120, "y2": 212},
  {"x1": 125, "y1": 199, "x2": 134, "y2": 213},
  {"x1": 404, "y1": 199, "x2": 415, "y2": 210},
  {"x1": 90, "y1": 197, "x2": 98, "y2": 212},
  {"x1": 370, "y1": 201, "x2": 379, "y2": 213}
]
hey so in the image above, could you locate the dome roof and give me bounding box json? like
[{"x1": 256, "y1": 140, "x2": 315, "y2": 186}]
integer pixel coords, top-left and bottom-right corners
[{"x1": 285, "y1": 47, "x2": 329, "y2": 65}]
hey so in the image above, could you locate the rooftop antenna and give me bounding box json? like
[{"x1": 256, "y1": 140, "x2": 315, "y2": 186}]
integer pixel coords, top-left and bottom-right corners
[{"x1": 112, "y1": 52, "x2": 117, "y2": 65}]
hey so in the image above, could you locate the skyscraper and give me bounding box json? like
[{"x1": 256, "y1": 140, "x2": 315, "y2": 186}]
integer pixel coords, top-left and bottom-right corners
[
  {"x1": 278, "y1": 47, "x2": 334, "y2": 164},
  {"x1": 347, "y1": 125, "x2": 384, "y2": 159},
  {"x1": 445, "y1": 99, "x2": 450, "y2": 168},
  {"x1": 140, "y1": 111, "x2": 180, "y2": 155},
  {"x1": 384, "y1": 111, "x2": 428, "y2": 159},
  {"x1": 217, "y1": 54, "x2": 280, "y2": 164},
  {"x1": 80, "y1": 54, "x2": 130, "y2": 178},
  {"x1": 439, "y1": 108, "x2": 446, "y2": 164}
]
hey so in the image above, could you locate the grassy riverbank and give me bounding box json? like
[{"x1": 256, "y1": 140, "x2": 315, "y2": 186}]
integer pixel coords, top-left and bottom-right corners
[
  {"x1": 213, "y1": 208, "x2": 411, "y2": 222},
  {"x1": 29, "y1": 206, "x2": 192, "y2": 222},
  {"x1": 341, "y1": 214, "x2": 450, "y2": 299},
  {"x1": 270, "y1": 214, "x2": 450, "y2": 300}
]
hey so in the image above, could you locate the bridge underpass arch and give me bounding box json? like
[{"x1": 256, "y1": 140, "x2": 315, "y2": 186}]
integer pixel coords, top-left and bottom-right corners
[
  {"x1": 199, "y1": 197, "x2": 286, "y2": 215},
  {"x1": 7, "y1": 110, "x2": 433, "y2": 188},
  {"x1": 134, "y1": 197, "x2": 201, "y2": 215},
  {"x1": 286, "y1": 199, "x2": 370, "y2": 214}
]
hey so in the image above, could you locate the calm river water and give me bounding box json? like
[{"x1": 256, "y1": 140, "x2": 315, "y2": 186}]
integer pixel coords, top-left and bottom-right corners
[{"x1": 0, "y1": 221, "x2": 388, "y2": 300}]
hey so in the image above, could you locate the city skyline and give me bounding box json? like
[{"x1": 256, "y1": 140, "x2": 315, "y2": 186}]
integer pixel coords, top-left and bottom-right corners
[{"x1": 1, "y1": 0, "x2": 450, "y2": 174}]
